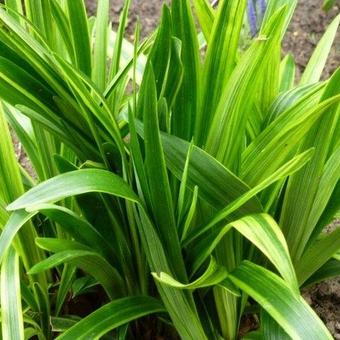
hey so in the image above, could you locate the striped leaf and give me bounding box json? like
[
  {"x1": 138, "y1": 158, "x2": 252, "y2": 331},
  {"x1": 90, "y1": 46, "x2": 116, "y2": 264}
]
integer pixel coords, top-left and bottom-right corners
[{"x1": 229, "y1": 261, "x2": 332, "y2": 339}]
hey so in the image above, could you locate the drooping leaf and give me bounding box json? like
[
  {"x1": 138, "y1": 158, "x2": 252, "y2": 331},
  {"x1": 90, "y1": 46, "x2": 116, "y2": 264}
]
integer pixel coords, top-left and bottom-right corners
[
  {"x1": 57, "y1": 297, "x2": 165, "y2": 340},
  {"x1": 7, "y1": 169, "x2": 139, "y2": 211},
  {"x1": 152, "y1": 257, "x2": 238, "y2": 294},
  {"x1": 5, "y1": 169, "x2": 207, "y2": 338},
  {"x1": 29, "y1": 246, "x2": 124, "y2": 300},
  {"x1": 187, "y1": 213, "x2": 298, "y2": 292},
  {"x1": 229, "y1": 261, "x2": 332, "y2": 339}
]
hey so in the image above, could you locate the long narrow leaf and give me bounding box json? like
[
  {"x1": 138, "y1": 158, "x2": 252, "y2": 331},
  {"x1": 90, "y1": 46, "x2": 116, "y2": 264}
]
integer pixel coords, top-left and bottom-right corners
[
  {"x1": 229, "y1": 261, "x2": 332, "y2": 339},
  {"x1": 1, "y1": 247, "x2": 24, "y2": 340},
  {"x1": 57, "y1": 297, "x2": 165, "y2": 340}
]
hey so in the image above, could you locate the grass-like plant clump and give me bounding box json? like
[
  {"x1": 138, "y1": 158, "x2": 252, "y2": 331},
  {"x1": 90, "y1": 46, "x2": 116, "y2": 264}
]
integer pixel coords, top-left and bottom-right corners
[{"x1": 0, "y1": 0, "x2": 339, "y2": 339}]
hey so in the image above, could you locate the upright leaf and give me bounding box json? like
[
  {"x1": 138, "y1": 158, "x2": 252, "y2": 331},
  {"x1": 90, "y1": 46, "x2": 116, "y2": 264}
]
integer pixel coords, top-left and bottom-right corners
[
  {"x1": 66, "y1": 0, "x2": 91, "y2": 76},
  {"x1": 171, "y1": 0, "x2": 201, "y2": 140},
  {"x1": 205, "y1": 7, "x2": 287, "y2": 172},
  {"x1": 1, "y1": 247, "x2": 24, "y2": 340},
  {"x1": 280, "y1": 68, "x2": 340, "y2": 261},
  {"x1": 192, "y1": 0, "x2": 215, "y2": 42},
  {"x1": 92, "y1": 0, "x2": 110, "y2": 90},
  {"x1": 140, "y1": 65, "x2": 186, "y2": 281},
  {"x1": 300, "y1": 15, "x2": 340, "y2": 85},
  {"x1": 197, "y1": 0, "x2": 247, "y2": 145}
]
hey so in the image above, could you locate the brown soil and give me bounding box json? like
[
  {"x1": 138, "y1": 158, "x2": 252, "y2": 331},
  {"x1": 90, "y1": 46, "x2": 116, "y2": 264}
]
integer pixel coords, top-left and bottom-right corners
[
  {"x1": 304, "y1": 278, "x2": 340, "y2": 339},
  {"x1": 282, "y1": 0, "x2": 340, "y2": 79}
]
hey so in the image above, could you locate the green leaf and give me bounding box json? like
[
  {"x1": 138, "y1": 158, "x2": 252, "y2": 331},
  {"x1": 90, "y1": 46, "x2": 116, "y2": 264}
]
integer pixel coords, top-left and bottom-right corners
[
  {"x1": 242, "y1": 331, "x2": 263, "y2": 340},
  {"x1": 56, "y1": 297, "x2": 165, "y2": 340},
  {"x1": 305, "y1": 142, "x2": 340, "y2": 243},
  {"x1": 197, "y1": 0, "x2": 247, "y2": 145},
  {"x1": 192, "y1": 0, "x2": 214, "y2": 42},
  {"x1": 1, "y1": 247, "x2": 24, "y2": 340},
  {"x1": 229, "y1": 261, "x2": 332, "y2": 339},
  {"x1": 177, "y1": 141, "x2": 194, "y2": 225},
  {"x1": 295, "y1": 229, "x2": 340, "y2": 285},
  {"x1": 107, "y1": 0, "x2": 131, "y2": 115},
  {"x1": 140, "y1": 64, "x2": 186, "y2": 281},
  {"x1": 262, "y1": 0, "x2": 297, "y2": 36},
  {"x1": 7, "y1": 169, "x2": 139, "y2": 211},
  {"x1": 228, "y1": 214, "x2": 298, "y2": 290},
  {"x1": 55, "y1": 264, "x2": 77, "y2": 316},
  {"x1": 51, "y1": 317, "x2": 78, "y2": 333},
  {"x1": 280, "y1": 67, "x2": 340, "y2": 261},
  {"x1": 4, "y1": 104, "x2": 44, "y2": 180},
  {"x1": 300, "y1": 15, "x2": 340, "y2": 85},
  {"x1": 313, "y1": 181, "x2": 340, "y2": 236},
  {"x1": 104, "y1": 33, "x2": 150, "y2": 98},
  {"x1": 28, "y1": 247, "x2": 124, "y2": 300},
  {"x1": 163, "y1": 37, "x2": 184, "y2": 110},
  {"x1": 261, "y1": 311, "x2": 290, "y2": 340},
  {"x1": 5, "y1": 169, "x2": 207, "y2": 338},
  {"x1": 185, "y1": 149, "x2": 314, "y2": 245},
  {"x1": 303, "y1": 259, "x2": 340, "y2": 287},
  {"x1": 28, "y1": 203, "x2": 117, "y2": 264},
  {"x1": 50, "y1": 0, "x2": 76, "y2": 63},
  {"x1": 241, "y1": 92, "x2": 339, "y2": 186},
  {"x1": 0, "y1": 102, "x2": 25, "y2": 202},
  {"x1": 205, "y1": 7, "x2": 287, "y2": 171},
  {"x1": 171, "y1": 0, "x2": 201, "y2": 140},
  {"x1": 4, "y1": 0, "x2": 23, "y2": 23},
  {"x1": 34, "y1": 281, "x2": 51, "y2": 338},
  {"x1": 187, "y1": 213, "x2": 298, "y2": 292},
  {"x1": 153, "y1": 256, "x2": 240, "y2": 297},
  {"x1": 279, "y1": 54, "x2": 295, "y2": 92},
  {"x1": 66, "y1": 0, "x2": 91, "y2": 76},
  {"x1": 322, "y1": 0, "x2": 337, "y2": 11},
  {"x1": 108, "y1": 0, "x2": 131, "y2": 83},
  {"x1": 264, "y1": 83, "x2": 323, "y2": 126},
  {"x1": 161, "y1": 131, "x2": 262, "y2": 215},
  {"x1": 92, "y1": 0, "x2": 110, "y2": 90},
  {"x1": 50, "y1": 54, "x2": 125, "y2": 160},
  {"x1": 24, "y1": 327, "x2": 42, "y2": 340},
  {"x1": 0, "y1": 209, "x2": 37, "y2": 266},
  {"x1": 180, "y1": 186, "x2": 199, "y2": 242},
  {"x1": 147, "y1": 5, "x2": 172, "y2": 99}
]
